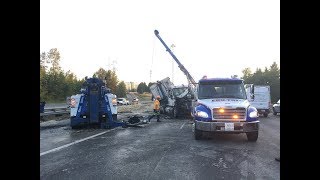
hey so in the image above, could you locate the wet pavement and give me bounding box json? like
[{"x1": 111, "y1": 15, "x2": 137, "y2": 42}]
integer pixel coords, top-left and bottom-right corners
[{"x1": 40, "y1": 114, "x2": 280, "y2": 179}]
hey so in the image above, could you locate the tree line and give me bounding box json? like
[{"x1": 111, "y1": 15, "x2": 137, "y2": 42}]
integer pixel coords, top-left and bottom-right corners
[
  {"x1": 40, "y1": 48, "x2": 279, "y2": 103},
  {"x1": 40, "y1": 48, "x2": 84, "y2": 102},
  {"x1": 40, "y1": 48, "x2": 130, "y2": 102},
  {"x1": 241, "y1": 62, "x2": 280, "y2": 103}
]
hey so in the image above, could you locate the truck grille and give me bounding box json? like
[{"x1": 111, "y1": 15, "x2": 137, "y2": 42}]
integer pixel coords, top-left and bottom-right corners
[{"x1": 212, "y1": 108, "x2": 246, "y2": 120}]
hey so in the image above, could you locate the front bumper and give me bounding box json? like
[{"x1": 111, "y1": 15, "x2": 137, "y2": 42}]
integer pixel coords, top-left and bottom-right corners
[
  {"x1": 257, "y1": 109, "x2": 270, "y2": 113},
  {"x1": 195, "y1": 120, "x2": 259, "y2": 133}
]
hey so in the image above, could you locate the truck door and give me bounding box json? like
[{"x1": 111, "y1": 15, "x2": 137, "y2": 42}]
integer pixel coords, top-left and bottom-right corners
[{"x1": 191, "y1": 85, "x2": 199, "y2": 116}]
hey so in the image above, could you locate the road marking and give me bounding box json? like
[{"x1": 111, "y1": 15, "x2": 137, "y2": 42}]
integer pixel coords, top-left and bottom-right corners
[
  {"x1": 180, "y1": 122, "x2": 186, "y2": 129},
  {"x1": 40, "y1": 129, "x2": 115, "y2": 156}
]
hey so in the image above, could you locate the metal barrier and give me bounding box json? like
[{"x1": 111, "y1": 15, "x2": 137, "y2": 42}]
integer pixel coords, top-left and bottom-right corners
[{"x1": 40, "y1": 107, "x2": 70, "y2": 117}]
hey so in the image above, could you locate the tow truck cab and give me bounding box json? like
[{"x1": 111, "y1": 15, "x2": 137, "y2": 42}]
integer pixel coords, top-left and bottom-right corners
[{"x1": 192, "y1": 78, "x2": 259, "y2": 141}]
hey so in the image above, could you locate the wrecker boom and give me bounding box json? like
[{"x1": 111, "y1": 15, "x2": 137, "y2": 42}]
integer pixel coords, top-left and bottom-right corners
[{"x1": 154, "y1": 30, "x2": 196, "y2": 86}]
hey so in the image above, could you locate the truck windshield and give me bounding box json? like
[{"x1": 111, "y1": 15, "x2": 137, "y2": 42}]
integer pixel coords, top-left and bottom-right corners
[
  {"x1": 198, "y1": 82, "x2": 247, "y2": 99},
  {"x1": 172, "y1": 87, "x2": 188, "y2": 97}
]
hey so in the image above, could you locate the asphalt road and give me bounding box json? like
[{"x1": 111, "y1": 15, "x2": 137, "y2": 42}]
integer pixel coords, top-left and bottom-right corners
[{"x1": 40, "y1": 115, "x2": 280, "y2": 180}]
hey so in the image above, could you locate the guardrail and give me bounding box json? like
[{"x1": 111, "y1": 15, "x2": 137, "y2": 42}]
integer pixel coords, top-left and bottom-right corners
[{"x1": 40, "y1": 107, "x2": 70, "y2": 117}]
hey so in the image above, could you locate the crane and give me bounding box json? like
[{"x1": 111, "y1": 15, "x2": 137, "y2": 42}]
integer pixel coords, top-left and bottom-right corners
[{"x1": 154, "y1": 30, "x2": 196, "y2": 87}]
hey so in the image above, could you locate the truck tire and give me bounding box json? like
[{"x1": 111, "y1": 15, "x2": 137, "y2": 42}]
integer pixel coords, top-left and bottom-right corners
[
  {"x1": 71, "y1": 125, "x2": 80, "y2": 129},
  {"x1": 195, "y1": 129, "x2": 202, "y2": 140},
  {"x1": 263, "y1": 112, "x2": 268, "y2": 117},
  {"x1": 273, "y1": 108, "x2": 277, "y2": 115},
  {"x1": 112, "y1": 114, "x2": 117, "y2": 121},
  {"x1": 246, "y1": 131, "x2": 258, "y2": 142},
  {"x1": 172, "y1": 106, "x2": 178, "y2": 119},
  {"x1": 194, "y1": 123, "x2": 202, "y2": 140}
]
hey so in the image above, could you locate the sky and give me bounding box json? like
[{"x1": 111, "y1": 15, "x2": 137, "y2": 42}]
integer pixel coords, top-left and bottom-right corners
[{"x1": 40, "y1": 0, "x2": 279, "y2": 85}]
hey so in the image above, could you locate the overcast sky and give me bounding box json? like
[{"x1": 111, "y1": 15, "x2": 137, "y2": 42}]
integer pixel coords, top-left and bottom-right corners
[{"x1": 40, "y1": 0, "x2": 279, "y2": 85}]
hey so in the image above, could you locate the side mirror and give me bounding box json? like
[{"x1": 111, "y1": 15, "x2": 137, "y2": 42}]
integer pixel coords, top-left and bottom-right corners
[
  {"x1": 251, "y1": 84, "x2": 255, "y2": 94},
  {"x1": 250, "y1": 94, "x2": 255, "y2": 100},
  {"x1": 250, "y1": 84, "x2": 255, "y2": 100}
]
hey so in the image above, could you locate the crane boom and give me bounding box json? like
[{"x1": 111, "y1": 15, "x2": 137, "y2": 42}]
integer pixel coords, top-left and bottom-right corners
[{"x1": 154, "y1": 30, "x2": 196, "y2": 86}]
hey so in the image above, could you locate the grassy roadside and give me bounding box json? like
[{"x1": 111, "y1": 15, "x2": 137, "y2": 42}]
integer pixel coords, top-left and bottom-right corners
[{"x1": 135, "y1": 92, "x2": 152, "y2": 101}]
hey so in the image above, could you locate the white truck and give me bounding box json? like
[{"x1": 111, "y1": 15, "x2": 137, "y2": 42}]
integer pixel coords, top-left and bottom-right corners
[
  {"x1": 192, "y1": 77, "x2": 259, "y2": 141},
  {"x1": 245, "y1": 85, "x2": 271, "y2": 117}
]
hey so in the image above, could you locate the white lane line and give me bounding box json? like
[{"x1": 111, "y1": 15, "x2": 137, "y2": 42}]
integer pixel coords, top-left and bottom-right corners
[
  {"x1": 40, "y1": 129, "x2": 114, "y2": 157},
  {"x1": 180, "y1": 122, "x2": 186, "y2": 129}
]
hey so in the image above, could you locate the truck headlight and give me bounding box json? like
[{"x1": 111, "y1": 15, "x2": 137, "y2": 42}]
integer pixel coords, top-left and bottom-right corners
[
  {"x1": 249, "y1": 111, "x2": 258, "y2": 118},
  {"x1": 196, "y1": 111, "x2": 208, "y2": 118}
]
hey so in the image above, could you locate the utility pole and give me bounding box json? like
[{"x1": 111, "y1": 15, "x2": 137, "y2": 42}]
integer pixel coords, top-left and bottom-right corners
[
  {"x1": 150, "y1": 36, "x2": 156, "y2": 84},
  {"x1": 149, "y1": 70, "x2": 152, "y2": 83}
]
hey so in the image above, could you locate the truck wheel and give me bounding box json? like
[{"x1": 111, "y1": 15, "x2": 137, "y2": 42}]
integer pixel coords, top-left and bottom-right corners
[
  {"x1": 112, "y1": 114, "x2": 117, "y2": 122},
  {"x1": 263, "y1": 112, "x2": 268, "y2": 117},
  {"x1": 273, "y1": 108, "x2": 277, "y2": 115},
  {"x1": 195, "y1": 129, "x2": 202, "y2": 140},
  {"x1": 194, "y1": 123, "x2": 202, "y2": 140},
  {"x1": 71, "y1": 125, "x2": 79, "y2": 129},
  {"x1": 246, "y1": 131, "x2": 258, "y2": 142},
  {"x1": 172, "y1": 106, "x2": 177, "y2": 119}
]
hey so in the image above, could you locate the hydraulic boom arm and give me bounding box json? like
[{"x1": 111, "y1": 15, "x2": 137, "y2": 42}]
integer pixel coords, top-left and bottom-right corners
[{"x1": 154, "y1": 30, "x2": 196, "y2": 86}]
